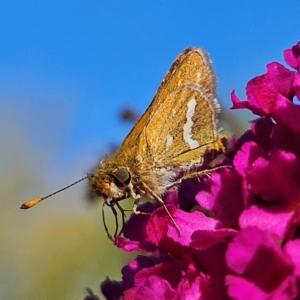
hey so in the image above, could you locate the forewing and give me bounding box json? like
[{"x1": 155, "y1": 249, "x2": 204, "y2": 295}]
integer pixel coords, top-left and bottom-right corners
[{"x1": 118, "y1": 47, "x2": 223, "y2": 166}]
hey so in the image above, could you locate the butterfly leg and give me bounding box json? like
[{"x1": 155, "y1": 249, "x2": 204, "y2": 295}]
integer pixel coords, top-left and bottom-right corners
[
  {"x1": 131, "y1": 194, "x2": 150, "y2": 215},
  {"x1": 102, "y1": 200, "x2": 114, "y2": 242},
  {"x1": 103, "y1": 197, "x2": 128, "y2": 241},
  {"x1": 115, "y1": 200, "x2": 126, "y2": 236},
  {"x1": 165, "y1": 165, "x2": 230, "y2": 190},
  {"x1": 141, "y1": 182, "x2": 181, "y2": 235}
]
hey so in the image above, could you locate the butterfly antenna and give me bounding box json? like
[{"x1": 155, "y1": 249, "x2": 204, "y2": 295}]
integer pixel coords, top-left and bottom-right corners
[{"x1": 20, "y1": 175, "x2": 91, "y2": 209}]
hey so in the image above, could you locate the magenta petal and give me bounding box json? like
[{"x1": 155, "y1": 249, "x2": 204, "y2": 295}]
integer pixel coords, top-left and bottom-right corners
[
  {"x1": 284, "y1": 42, "x2": 300, "y2": 70},
  {"x1": 284, "y1": 239, "x2": 300, "y2": 277},
  {"x1": 145, "y1": 206, "x2": 204, "y2": 258},
  {"x1": 168, "y1": 209, "x2": 219, "y2": 246},
  {"x1": 291, "y1": 42, "x2": 300, "y2": 60},
  {"x1": 250, "y1": 117, "x2": 274, "y2": 153},
  {"x1": 230, "y1": 90, "x2": 250, "y2": 109},
  {"x1": 268, "y1": 275, "x2": 298, "y2": 300},
  {"x1": 275, "y1": 93, "x2": 300, "y2": 133},
  {"x1": 247, "y1": 150, "x2": 300, "y2": 205},
  {"x1": 284, "y1": 204, "x2": 300, "y2": 241},
  {"x1": 121, "y1": 256, "x2": 160, "y2": 292},
  {"x1": 226, "y1": 227, "x2": 277, "y2": 274},
  {"x1": 163, "y1": 189, "x2": 179, "y2": 206},
  {"x1": 134, "y1": 262, "x2": 182, "y2": 290},
  {"x1": 122, "y1": 202, "x2": 156, "y2": 241},
  {"x1": 293, "y1": 72, "x2": 300, "y2": 101},
  {"x1": 230, "y1": 90, "x2": 264, "y2": 116},
  {"x1": 246, "y1": 62, "x2": 294, "y2": 115},
  {"x1": 147, "y1": 205, "x2": 218, "y2": 247},
  {"x1": 122, "y1": 256, "x2": 157, "y2": 293},
  {"x1": 284, "y1": 48, "x2": 299, "y2": 69},
  {"x1": 226, "y1": 275, "x2": 298, "y2": 300},
  {"x1": 233, "y1": 141, "x2": 266, "y2": 178},
  {"x1": 179, "y1": 262, "x2": 228, "y2": 300},
  {"x1": 195, "y1": 169, "x2": 244, "y2": 229},
  {"x1": 191, "y1": 228, "x2": 237, "y2": 250},
  {"x1": 226, "y1": 227, "x2": 293, "y2": 292},
  {"x1": 179, "y1": 276, "x2": 201, "y2": 300},
  {"x1": 115, "y1": 236, "x2": 156, "y2": 252},
  {"x1": 271, "y1": 122, "x2": 300, "y2": 156},
  {"x1": 133, "y1": 276, "x2": 177, "y2": 300},
  {"x1": 176, "y1": 171, "x2": 207, "y2": 211},
  {"x1": 176, "y1": 264, "x2": 201, "y2": 299},
  {"x1": 239, "y1": 205, "x2": 293, "y2": 239},
  {"x1": 232, "y1": 142, "x2": 264, "y2": 208},
  {"x1": 101, "y1": 255, "x2": 159, "y2": 299},
  {"x1": 226, "y1": 275, "x2": 268, "y2": 300},
  {"x1": 146, "y1": 205, "x2": 177, "y2": 245}
]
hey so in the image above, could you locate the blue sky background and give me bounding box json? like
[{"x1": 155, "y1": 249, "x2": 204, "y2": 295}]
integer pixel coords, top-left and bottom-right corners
[{"x1": 1, "y1": 1, "x2": 300, "y2": 299}]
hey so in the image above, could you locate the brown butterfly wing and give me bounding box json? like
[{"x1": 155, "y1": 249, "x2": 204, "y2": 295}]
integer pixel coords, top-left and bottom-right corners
[{"x1": 117, "y1": 47, "x2": 226, "y2": 168}]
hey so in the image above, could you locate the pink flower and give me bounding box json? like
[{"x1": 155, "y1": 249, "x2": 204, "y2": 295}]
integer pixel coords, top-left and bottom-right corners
[
  {"x1": 86, "y1": 41, "x2": 300, "y2": 300},
  {"x1": 226, "y1": 227, "x2": 299, "y2": 300}
]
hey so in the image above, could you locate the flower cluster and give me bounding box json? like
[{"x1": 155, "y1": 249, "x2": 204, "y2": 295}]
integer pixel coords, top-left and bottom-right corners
[{"x1": 91, "y1": 42, "x2": 300, "y2": 299}]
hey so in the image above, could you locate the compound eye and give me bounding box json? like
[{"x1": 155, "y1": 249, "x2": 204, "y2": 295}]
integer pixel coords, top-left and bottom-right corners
[{"x1": 110, "y1": 168, "x2": 131, "y2": 187}]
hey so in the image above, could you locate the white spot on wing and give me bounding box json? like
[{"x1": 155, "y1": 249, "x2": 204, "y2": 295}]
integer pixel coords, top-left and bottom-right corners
[
  {"x1": 166, "y1": 134, "x2": 173, "y2": 148},
  {"x1": 196, "y1": 71, "x2": 202, "y2": 82},
  {"x1": 183, "y1": 98, "x2": 200, "y2": 149}
]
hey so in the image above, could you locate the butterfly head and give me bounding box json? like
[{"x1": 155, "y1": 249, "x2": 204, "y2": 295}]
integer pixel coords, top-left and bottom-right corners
[{"x1": 89, "y1": 167, "x2": 132, "y2": 200}]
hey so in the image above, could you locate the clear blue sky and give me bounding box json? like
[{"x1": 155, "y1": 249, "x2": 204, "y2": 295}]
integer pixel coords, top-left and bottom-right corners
[{"x1": 1, "y1": 1, "x2": 300, "y2": 175}]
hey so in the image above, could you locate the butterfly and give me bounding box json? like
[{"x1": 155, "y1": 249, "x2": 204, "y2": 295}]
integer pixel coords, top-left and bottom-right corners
[
  {"x1": 21, "y1": 47, "x2": 228, "y2": 241},
  {"x1": 89, "y1": 47, "x2": 228, "y2": 239}
]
